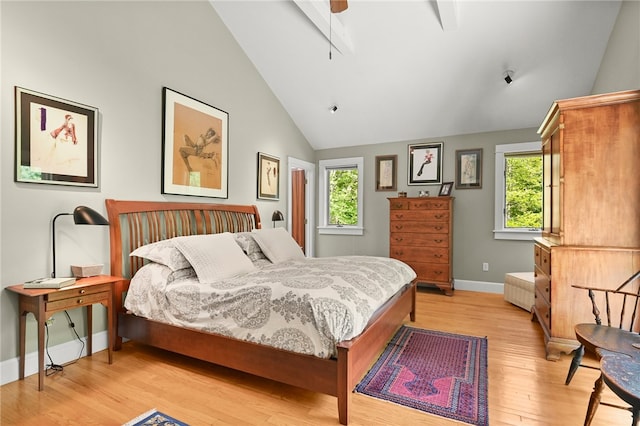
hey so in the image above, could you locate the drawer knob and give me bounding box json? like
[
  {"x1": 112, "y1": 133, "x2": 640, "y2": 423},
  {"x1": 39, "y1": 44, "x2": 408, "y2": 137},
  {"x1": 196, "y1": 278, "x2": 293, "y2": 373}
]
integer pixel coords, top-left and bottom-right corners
[
  {"x1": 395, "y1": 214, "x2": 404, "y2": 219},
  {"x1": 80, "y1": 289, "x2": 86, "y2": 294},
  {"x1": 435, "y1": 214, "x2": 444, "y2": 219},
  {"x1": 77, "y1": 299, "x2": 83, "y2": 304},
  {"x1": 434, "y1": 239, "x2": 443, "y2": 243},
  {"x1": 435, "y1": 226, "x2": 443, "y2": 231},
  {"x1": 434, "y1": 254, "x2": 442, "y2": 258}
]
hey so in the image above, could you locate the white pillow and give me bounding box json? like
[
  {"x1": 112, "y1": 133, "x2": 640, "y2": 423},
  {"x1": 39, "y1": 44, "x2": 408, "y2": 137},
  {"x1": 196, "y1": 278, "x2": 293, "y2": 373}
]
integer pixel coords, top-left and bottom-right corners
[
  {"x1": 251, "y1": 228, "x2": 304, "y2": 264},
  {"x1": 130, "y1": 239, "x2": 191, "y2": 271},
  {"x1": 173, "y1": 233, "x2": 255, "y2": 283}
]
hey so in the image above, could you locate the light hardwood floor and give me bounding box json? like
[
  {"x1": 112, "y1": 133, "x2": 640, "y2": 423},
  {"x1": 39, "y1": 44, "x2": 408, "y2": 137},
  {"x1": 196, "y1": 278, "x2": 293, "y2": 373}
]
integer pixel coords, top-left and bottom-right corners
[{"x1": 1, "y1": 289, "x2": 634, "y2": 425}]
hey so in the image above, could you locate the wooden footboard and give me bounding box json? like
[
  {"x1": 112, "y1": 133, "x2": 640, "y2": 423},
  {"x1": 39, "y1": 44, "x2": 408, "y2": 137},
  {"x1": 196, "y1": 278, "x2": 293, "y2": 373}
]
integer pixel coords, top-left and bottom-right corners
[{"x1": 106, "y1": 199, "x2": 417, "y2": 424}]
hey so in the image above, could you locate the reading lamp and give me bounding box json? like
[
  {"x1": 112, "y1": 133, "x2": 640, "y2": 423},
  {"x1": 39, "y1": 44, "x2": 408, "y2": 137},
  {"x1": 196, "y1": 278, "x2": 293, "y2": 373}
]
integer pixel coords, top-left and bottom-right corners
[
  {"x1": 272, "y1": 210, "x2": 284, "y2": 228},
  {"x1": 52, "y1": 206, "x2": 109, "y2": 278}
]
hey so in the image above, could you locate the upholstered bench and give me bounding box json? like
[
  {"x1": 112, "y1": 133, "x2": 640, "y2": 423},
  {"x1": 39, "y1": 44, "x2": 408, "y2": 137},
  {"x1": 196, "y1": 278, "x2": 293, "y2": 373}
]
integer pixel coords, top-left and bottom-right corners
[{"x1": 504, "y1": 272, "x2": 535, "y2": 312}]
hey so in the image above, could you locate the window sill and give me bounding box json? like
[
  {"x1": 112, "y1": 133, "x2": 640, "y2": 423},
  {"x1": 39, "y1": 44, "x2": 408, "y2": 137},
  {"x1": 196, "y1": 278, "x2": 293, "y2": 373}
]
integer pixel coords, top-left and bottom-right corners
[
  {"x1": 493, "y1": 229, "x2": 541, "y2": 241},
  {"x1": 318, "y1": 226, "x2": 364, "y2": 236}
]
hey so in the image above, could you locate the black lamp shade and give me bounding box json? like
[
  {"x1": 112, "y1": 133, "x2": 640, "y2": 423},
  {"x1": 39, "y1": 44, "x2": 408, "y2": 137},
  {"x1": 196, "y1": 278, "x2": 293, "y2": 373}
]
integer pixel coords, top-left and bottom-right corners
[
  {"x1": 73, "y1": 206, "x2": 109, "y2": 225},
  {"x1": 272, "y1": 210, "x2": 284, "y2": 222}
]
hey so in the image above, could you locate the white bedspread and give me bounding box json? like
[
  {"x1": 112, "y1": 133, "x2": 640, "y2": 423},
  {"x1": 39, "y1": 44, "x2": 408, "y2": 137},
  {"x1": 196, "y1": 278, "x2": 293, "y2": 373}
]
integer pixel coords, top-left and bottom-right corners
[{"x1": 124, "y1": 256, "x2": 416, "y2": 358}]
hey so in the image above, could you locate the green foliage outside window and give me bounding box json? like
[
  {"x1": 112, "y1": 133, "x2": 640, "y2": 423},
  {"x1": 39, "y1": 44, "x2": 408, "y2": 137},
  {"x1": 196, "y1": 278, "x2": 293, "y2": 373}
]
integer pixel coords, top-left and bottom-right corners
[
  {"x1": 328, "y1": 168, "x2": 358, "y2": 225},
  {"x1": 505, "y1": 155, "x2": 542, "y2": 228}
]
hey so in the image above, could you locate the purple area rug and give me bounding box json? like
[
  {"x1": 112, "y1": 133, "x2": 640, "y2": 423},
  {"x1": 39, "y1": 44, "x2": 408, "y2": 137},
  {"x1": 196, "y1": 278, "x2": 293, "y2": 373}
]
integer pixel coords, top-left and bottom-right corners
[{"x1": 355, "y1": 326, "x2": 488, "y2": 425}]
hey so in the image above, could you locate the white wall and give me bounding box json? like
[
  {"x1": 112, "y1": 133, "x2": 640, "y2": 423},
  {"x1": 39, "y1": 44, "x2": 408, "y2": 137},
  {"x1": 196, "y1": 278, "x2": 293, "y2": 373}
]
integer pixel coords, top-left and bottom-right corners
[{"x1": 0, "y1": 1, "x2": 314, "y2": 363}]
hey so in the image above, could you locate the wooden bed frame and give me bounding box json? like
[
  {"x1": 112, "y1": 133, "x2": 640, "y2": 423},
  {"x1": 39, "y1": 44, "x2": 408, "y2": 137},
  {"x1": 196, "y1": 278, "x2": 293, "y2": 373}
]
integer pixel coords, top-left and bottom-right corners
[{"x1": 106, "y1": 199, "x2": 416, "y2": 424}]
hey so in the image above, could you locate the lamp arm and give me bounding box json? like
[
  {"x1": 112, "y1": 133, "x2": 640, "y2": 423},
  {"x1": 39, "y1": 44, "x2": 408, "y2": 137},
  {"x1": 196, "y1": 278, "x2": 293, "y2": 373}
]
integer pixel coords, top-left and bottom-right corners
[{"x1": 51, "y1": 213, "x2": 72, "y2": 278}]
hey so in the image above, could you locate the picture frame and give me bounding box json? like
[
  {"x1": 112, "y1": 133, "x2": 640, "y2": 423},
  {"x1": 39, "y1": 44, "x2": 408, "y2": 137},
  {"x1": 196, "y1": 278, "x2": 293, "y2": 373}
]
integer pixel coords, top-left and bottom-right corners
[
  {"x1": 375, "y1": 155, "x2": 397, "y2": 191},
  {"x1": 162, "y1": 87, "x2": 228, "y2": 198},
  {"x1": 408, "y1": 142, "x2": 443, "y2": 185},
  {"x1": 257, "y1": 152, "x2": 280, "y2": 200},
  {"x1": 14, "y1": 87, "x2": 99, "y2": 187},
  {"x1": 439, "y1": 181, "x2": 454, "y2": 196},
  {"x1": 455, "y1": 148, "x2": 483, "y2": 189}
]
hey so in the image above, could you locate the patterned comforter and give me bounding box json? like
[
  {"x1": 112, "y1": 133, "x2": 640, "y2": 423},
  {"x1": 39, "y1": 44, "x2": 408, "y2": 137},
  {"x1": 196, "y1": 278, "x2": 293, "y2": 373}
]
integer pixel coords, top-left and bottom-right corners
[{"x1": 124, "y1": 256, "x2": 416, "y2": 358}]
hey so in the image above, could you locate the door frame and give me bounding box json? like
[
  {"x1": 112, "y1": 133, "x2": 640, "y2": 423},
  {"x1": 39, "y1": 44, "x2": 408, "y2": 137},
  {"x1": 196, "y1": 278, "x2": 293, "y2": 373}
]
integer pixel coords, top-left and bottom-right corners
[{"x1": 288, "y1": 157, "x2": 315, "y2": 257}]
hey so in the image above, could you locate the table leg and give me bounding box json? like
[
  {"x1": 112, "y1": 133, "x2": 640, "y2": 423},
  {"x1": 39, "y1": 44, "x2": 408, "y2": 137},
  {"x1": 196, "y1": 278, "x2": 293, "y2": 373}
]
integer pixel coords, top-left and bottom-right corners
[
  {"x1": 37, "y1": 305, "x2": 46, "y2": 391},
  {"x1": 106, "y1": 292, "x2": 113, "y2": 364},
  {"x1": 18, "y1": 306, "x2": 26, "y2": 380},
  {"x1": 86, "y1": 305, "x2": 93, "y2": 357}
]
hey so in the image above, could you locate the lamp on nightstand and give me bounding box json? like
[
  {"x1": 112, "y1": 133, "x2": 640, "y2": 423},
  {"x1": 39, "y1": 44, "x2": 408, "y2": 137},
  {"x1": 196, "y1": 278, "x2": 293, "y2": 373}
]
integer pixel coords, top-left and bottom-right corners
[
  {"x1": 272, "y1": 210, "x2": 284, "y2": 228},
  {"x1": 52, "y1": 206, "x2": 109, "y2": 278}
]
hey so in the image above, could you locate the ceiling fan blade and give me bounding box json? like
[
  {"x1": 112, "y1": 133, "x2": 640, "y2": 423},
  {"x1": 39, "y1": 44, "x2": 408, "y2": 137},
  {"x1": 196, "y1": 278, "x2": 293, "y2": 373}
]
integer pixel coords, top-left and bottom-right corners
[{"x1": 330, "y1": 0, "x2": 348, "y2": 13}]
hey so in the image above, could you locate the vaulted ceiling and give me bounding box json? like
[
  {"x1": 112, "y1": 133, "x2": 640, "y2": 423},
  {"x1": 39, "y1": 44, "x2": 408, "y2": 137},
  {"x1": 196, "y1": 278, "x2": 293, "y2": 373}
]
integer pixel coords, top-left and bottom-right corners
[{"x1": 211, "y1": 0, "x2": 622, "y2": 150}]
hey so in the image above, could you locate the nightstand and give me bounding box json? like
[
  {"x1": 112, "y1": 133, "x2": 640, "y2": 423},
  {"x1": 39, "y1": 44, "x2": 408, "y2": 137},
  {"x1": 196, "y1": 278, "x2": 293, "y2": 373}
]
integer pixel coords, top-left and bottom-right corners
[{"x1": 6, "y1": 275, "x2": 122, "y2": 390}]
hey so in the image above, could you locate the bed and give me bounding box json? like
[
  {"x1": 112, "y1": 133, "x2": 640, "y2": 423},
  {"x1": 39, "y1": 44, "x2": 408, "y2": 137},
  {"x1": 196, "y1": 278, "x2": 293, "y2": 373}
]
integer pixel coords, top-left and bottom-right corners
[{"x1": 106, "y1": 199, "x2": 417, "y2": 424}]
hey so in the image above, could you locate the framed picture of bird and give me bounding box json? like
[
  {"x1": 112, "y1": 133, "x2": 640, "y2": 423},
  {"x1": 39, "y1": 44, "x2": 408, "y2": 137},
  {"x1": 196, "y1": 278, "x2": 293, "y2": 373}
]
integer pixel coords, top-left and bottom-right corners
[{"x1": 408, "y1": 142, "x2": 443, "y2": 185}]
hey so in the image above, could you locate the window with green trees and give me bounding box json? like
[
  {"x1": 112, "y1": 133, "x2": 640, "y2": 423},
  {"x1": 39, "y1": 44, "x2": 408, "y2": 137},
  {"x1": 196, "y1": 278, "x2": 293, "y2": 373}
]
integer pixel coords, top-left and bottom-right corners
[
  {"x1": 505, "y1": 154, "x2": 542, "y2": 228},
  {"x1": 318, "y1": 157, "x2": 364, "y2": 235},
  {"x1": 328, "y1": 168, "x2": 358, "y2": 225},
  {"x1": 494, "y1": 142, "x2": 542, "y2": 240}
]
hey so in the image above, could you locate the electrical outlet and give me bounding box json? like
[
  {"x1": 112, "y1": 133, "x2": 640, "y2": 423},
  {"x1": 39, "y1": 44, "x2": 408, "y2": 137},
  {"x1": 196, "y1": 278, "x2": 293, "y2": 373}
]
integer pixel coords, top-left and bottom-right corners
[
  {"x1": 482, "y1": 262, "x2": 489, "y2": 272},
  {"x1": 45, "y1": 317, "x2": 55, "y2": 326}
]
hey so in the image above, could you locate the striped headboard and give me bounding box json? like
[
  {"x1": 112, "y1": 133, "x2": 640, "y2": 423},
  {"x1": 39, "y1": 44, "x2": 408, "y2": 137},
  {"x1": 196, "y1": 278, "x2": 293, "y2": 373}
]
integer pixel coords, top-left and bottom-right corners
[{"x1": 105, "y1": 199, "x2": 262, "y2": 279}]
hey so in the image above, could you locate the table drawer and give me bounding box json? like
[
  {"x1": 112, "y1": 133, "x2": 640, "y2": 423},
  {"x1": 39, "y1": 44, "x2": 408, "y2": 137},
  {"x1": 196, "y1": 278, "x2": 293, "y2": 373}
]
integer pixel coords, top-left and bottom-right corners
[
  {"x1": 46, "y1": 283, "x2": 112, "y2": 302},
  {"x1": 46, "y1": 291, "x2": 109, "y2": 311}
]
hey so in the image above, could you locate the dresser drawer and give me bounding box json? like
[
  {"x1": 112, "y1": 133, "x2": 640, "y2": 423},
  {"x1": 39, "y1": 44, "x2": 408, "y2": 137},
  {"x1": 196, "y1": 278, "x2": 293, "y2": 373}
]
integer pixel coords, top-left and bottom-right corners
[
  {"x1": 408, "y1": 199, "x2": 450, "y2": 210},
  {"x1": 535, "y1": 288, "x2": 551, "y2": 332},
  {"x1": 390, "y1": 247, "x2": 449, "y2": 264},
  {"x1": 389, "y1": 199, "x2": 409, "y2": 210},
  {"x1": 535, "y1": 266, "x2": 551, "y2": 304},
  {"x1": 390, "y1": 221, "x2": 448, "y2": 234},
  {"x1": 535, "y1": 245, "x2": 551, "y2": 276},
  {"x1": 410, "y1": 262, "x2": 450, "y2": 283},
  {"x1": 390, "y1": 210, "x2": 449, "y2": 222},
  {"x1": 46, "y1": 291, "x2": 110, "y2": 312},
  {"x1": 390, "y1": 232, "x2": 448, "y2": 247}
]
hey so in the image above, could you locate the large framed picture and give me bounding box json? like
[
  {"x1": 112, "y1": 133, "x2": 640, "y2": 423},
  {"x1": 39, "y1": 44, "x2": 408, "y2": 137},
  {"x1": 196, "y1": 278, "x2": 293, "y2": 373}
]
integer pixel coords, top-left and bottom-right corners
[
  {"x1": 162, "y1": 87, "x2": 228, "y2": 198},
  {"x1": 375, "y1": 155, "x2": 397, "y2": 191},
  {"x1": 15, "y1": 87, "x2": 99, "y2": 187},
  {"x1": 408, "y1": 142, "x2": 443, "y2": 185},
  {"x1": 456, "y1": 148, "x2": 483, "y2": 189},
  {"x1": 257, "y1": 152, "x2": 280, "y2": 200}
]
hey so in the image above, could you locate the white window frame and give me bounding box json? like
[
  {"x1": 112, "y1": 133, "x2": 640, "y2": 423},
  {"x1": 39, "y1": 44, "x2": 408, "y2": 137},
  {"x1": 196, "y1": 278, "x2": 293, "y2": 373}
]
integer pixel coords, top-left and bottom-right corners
[
  {"x1": 318, "y1": 157, "x2": 364, "y2": 235},
  {"x1": 494, "y1": 142, "x2": 542, "y2": 240}
]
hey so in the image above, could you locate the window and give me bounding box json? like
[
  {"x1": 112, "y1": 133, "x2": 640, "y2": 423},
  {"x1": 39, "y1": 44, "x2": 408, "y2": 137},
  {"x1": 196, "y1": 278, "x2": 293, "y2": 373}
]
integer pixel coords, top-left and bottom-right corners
[
  {"x1": 494, "y1": 142, "x2": 542, "y2": 240},
  {"x1": 318, "y1": 157, "x2": 364, "y2": 235}
]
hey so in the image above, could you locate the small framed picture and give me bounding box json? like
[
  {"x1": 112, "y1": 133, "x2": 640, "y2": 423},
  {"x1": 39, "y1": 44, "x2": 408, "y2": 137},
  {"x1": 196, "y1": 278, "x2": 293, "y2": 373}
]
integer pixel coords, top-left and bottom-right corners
[
  {"x1": 15, "y1": 87, "x2": 99, "y2": 187},
  {"x1": 162, "y1": 87, "x2": 228, "y2": 199},
  {"x1": 257, "y1": 152, "x2": 280, "y2": 200},
  {"x1": 455, "y1": 148, "x2": 483, "y2": 189},
  {"x1": 375, "y1": 155, "x2": 397, "y2": 191},
  {"x1": 439, "y1": 182, "x2": 453, "y2": 196},
  {"x1": 408, "y1": 142, "x2": 443, "y2": 185}
]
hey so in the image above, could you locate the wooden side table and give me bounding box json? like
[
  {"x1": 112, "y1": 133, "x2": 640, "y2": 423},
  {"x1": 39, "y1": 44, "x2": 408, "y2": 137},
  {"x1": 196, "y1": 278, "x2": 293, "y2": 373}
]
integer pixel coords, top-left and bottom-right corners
[{"x1": 6, "y1": 275, "x2": 122, "y2": 390}]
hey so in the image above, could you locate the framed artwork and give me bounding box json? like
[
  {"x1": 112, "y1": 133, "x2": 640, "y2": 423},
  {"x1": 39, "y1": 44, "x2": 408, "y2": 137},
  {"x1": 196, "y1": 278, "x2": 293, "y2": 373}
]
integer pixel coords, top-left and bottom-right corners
[
  {"x1": 439, "y1": 181, "x2": 454, "y2": 196},
  {"x1": 257, "y1": 152, "x2": 280, "y2": 200},
  {"x1": 456, "y1": 148, "x2": 483, "y2": 189},
  {"x1": 408, "y1": 142, "x2": 443, "y2": 185},
  {"x1": 15, "y1": 87, "x2": 99, "y2": 187},
  {"x1": 162, "y1": 87, "x2": 228, "y2": 198},
  {"x1": 375, "y1": 155, "x2": 397, "y2": 191}
]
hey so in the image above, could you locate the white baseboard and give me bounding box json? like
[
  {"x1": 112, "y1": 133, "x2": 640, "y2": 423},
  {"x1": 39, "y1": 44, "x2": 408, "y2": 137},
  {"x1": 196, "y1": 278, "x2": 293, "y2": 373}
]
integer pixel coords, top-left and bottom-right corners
[
  {"x1": 454, "y1": 279, "x2": 504, "y2": 294},
  {"x1": 0, "y1": 330, "x2": 109, "y2": 387}
]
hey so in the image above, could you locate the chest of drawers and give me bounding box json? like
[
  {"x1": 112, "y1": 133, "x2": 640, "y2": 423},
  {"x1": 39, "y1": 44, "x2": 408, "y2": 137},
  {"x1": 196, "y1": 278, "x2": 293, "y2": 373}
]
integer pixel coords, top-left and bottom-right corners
[{"x1": 389, "y1": 197, "x2": 454, "y2": 295}]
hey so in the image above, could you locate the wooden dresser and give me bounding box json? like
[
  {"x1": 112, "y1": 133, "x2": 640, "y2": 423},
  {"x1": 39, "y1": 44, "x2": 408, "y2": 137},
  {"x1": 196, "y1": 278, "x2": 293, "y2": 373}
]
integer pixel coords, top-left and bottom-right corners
[
  {"x1": 534, "y1": 90, "x2": 640, "y2": 360},
  {"x1": 389, "y1": 197, "x2": 454, "y2": 295}
]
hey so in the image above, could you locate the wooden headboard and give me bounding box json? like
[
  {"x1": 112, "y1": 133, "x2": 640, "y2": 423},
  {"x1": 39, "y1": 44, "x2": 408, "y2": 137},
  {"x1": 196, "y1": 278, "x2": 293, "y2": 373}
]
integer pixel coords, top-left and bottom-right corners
[{"x1": 105, "y1": 199, "x2": 262, "y2": 280}]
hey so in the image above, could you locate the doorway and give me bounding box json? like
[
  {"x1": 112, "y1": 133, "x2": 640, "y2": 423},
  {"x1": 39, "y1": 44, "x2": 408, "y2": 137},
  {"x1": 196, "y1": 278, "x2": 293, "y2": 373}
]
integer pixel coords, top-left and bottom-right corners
[{"x1": 288, "y1": 157, "x2": 315, "y2": 257}]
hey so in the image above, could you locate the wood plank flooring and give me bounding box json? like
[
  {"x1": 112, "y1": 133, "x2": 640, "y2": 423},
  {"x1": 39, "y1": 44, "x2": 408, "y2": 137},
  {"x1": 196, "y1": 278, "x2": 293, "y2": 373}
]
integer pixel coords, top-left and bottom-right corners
[{"x1": 1, "y1": 289, "x2": 634, "y2": 425}]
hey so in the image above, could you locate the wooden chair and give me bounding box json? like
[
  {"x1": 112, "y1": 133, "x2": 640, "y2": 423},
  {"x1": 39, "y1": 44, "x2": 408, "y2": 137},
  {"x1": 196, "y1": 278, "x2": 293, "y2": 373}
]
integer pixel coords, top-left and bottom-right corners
[
  {"x1": 565, "y1": 270, "x2": 640, "y2": 386},
  {"x1": 584, "y1": 349, "x2": 640, "y2": 426}
]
